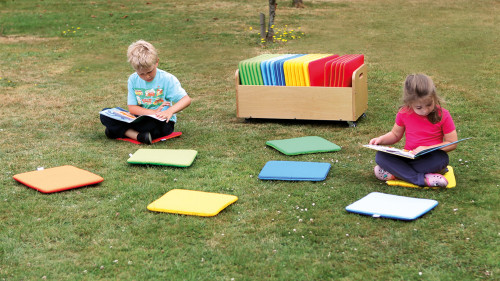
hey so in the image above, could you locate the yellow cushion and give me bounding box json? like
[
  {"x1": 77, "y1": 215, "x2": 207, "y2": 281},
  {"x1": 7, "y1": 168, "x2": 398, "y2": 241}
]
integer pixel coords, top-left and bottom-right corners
[
  {"x1": 386, "y1": 166, "x2": 456, "y2": 189},
  {"x1": 147, "y1": 189, "x2": 238, "y2": 217},
  {"x1": 127, "y1": 149, "x2": 197, "y2": 167}
]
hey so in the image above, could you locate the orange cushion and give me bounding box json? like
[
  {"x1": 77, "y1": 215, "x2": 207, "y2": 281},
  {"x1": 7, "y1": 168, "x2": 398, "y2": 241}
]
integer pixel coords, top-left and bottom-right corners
[{"x1": 13, "y1": 165, "x2": 103, "y2": 193}]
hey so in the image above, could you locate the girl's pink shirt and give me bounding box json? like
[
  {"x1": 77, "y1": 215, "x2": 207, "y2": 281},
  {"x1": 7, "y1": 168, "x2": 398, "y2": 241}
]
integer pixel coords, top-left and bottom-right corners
[{"x1": 395, "y1": 106, "x2": 456, "y2": 150}]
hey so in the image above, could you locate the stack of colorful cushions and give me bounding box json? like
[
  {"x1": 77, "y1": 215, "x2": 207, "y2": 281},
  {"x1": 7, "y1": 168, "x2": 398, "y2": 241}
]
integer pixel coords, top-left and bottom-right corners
[{"x1": 238, "y1": 54, "x2": 364, "y2": 87}]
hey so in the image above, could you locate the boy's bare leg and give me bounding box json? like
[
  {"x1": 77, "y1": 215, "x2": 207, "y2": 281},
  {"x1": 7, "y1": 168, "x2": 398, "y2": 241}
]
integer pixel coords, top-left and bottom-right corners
[
  {"x1": 125, "y1": 128, "x2": 152, "y2": 144},
  {"x1": 124, "y1": 129, "x2": 139, "y2": 140}
]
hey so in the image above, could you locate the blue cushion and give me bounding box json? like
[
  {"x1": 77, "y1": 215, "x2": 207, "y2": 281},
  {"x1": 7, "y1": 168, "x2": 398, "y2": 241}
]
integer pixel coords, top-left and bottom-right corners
[
  {"x1": 346, "y1": 192, "x2": 439, "y2": 221},
  {"x1": 274, "y1": 54, "x2": 305, "y2": 86},
  {"x1": 265, "y1": 54, "x2": 294, "y2": 85},
  {"x1": 258, "y1": 161, "x2": 331, "y2": 181}
]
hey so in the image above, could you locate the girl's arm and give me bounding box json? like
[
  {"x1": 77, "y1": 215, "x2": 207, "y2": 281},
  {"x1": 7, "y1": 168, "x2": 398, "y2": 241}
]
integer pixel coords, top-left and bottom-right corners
[
  {"x1": 369, "y1": 123, "x2": 405, "y2": 145},
  {"x1": 412, "y1": 130, "x2": 458, "y2": 154}
]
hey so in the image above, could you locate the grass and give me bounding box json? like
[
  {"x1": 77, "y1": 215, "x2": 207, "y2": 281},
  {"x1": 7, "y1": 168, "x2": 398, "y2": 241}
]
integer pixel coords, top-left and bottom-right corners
[{"x1": 1, "y1": 0, "x2": 499, "y2": 280}]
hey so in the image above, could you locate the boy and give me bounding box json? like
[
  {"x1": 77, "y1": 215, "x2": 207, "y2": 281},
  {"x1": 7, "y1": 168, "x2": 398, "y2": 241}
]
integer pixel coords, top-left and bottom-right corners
[{"x1": 100, "y1": 40, "x2": 191, "y2": 144}]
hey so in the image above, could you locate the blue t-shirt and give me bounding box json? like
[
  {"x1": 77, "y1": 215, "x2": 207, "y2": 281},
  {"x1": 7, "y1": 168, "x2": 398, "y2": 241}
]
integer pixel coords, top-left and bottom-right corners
[{"x1": 127, "y1": 68, "x2": 187, "y2": 123}]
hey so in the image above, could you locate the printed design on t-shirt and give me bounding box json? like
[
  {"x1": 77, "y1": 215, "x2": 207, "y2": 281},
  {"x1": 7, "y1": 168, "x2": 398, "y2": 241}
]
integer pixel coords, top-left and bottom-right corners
[
  {"x1": 133, "y1": 87, "x2": 166, "y2": 109},
  {"x1": 145, "y1": 89, "x2": 155, "y2": 97},
  {"x1": 156, "y1": 88, "x2": 163, "y2": 97}
]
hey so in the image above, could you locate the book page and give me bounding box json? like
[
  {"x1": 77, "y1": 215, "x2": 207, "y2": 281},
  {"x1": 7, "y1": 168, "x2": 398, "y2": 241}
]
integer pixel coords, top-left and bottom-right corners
[
  {"x1": 363, "y1": 145, "x2": 415, "y2": 159},
  {"x1": 100, "y1": 107, "x2": 167, "y2": 123},
  {"x1": 100, "y1": 107, "x2": 137, "y2": 123}
]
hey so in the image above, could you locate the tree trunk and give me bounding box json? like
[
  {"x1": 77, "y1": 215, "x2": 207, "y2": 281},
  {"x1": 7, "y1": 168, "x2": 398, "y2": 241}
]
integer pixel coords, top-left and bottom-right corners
[
  {"x1": 293, "y1": 0, "x2": 305, "y2": 8},
  {"x1": 259, "y1": 13, "x2": 266, "y2": 41},
  {"x1": 266, "y1": 0, "x2": 277, "y2": 42}
]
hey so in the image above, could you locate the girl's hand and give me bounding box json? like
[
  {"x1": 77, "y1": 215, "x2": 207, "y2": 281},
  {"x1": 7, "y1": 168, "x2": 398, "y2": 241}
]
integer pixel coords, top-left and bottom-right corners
[
  {"x1": 411, "y1": 146, "x2": 429, "y2": 155},
  {"x1": 369, "y1": 137, "x2": 381, "y2": 145}
]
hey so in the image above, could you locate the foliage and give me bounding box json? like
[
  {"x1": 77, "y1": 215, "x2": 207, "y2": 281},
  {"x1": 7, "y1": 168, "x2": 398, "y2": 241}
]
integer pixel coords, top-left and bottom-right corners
[
  {"x1": 247, "y1": 24, "x2": 305, "y2": 46},
  {"x1": 60, "y1": 26, "x2": 82, "y2": 37}
]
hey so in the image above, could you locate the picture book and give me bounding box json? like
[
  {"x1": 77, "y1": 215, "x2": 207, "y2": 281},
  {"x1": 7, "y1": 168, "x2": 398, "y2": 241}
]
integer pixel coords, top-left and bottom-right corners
[
  {"x1": 99, "y1": 107, "x2": 166, "y2": 123},
  {"x1": 363, "y1": 138, "x2": 471, "y2": 159}
]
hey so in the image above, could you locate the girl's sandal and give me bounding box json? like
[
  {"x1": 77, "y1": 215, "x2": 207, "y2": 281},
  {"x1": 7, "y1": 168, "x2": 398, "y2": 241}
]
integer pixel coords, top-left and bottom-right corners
[
  {"x1": 424, "y1": 173, "x2": 448, "y2": 187},
  {"x1": 374, "y1": 165, "x2": 396, "y2": 181}
]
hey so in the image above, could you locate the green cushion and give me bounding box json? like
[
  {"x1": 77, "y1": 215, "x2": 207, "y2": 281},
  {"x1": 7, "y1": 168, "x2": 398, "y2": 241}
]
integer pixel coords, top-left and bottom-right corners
[
  {"x1": 266, "y1": 136, "x2": 341, "y2": 155},
  {"x1": 238, "y1": 54, "x2": 283, "y2": 85},
  {"x1": 127, "y1": 149, "x2": 198, "y2": 167}
]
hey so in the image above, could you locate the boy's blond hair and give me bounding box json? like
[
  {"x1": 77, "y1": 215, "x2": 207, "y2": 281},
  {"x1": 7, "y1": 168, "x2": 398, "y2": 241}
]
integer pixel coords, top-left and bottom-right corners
[{"x1": 127, "y1": 40, "x2": 158, "y2": 72}]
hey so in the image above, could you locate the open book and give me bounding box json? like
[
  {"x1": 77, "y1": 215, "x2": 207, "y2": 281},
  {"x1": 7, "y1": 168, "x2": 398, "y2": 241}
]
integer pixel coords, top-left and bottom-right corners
[
  {"x1": 99, "y1": 107, "x2": 166, "y2": 123},
  {"x1": 363, "y1": 138, "x2": 470, "y2": 159}
]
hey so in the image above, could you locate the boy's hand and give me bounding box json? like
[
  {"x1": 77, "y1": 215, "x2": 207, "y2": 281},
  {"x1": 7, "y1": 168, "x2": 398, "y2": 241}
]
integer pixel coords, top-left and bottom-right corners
[
  {"x1": 154, "y1": 101, "x2": 173, "y2": 122},
  {"x1": 155, "y1": 108, "x2": 174, "y2": 123},
  {"x1": 156, "y1": 101, "x2": 172, "y2": 112}
]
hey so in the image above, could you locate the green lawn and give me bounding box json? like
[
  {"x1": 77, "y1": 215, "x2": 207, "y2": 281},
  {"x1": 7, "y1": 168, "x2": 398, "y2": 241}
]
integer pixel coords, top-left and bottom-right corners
[{"x1": 0, "y1": 0, "x2": 498, "y2": 280}]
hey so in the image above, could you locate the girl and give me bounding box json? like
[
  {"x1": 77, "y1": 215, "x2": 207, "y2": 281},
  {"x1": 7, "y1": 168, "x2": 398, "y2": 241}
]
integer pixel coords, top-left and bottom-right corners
[{"x1": 369, "y1": 74, "x2": 458, "y2": 187}]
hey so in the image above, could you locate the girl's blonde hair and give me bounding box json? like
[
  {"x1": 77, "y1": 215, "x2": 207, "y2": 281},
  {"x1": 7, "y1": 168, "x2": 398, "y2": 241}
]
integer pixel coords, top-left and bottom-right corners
[
  {"x1": 402, "y1": 74, "x2": 443, "y2": 123},
  {"x1": 127, "y1": 40, "x2": 158, "y2": 72}
]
